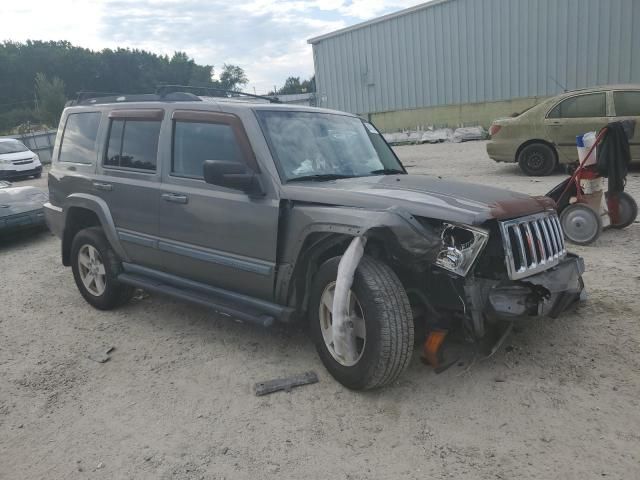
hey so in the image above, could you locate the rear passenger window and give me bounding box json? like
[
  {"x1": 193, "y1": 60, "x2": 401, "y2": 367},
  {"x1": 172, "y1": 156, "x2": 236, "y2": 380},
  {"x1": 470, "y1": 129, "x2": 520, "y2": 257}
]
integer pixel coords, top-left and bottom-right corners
[
  {"x1": 172, "y1": 121, "x2": 243, "y2": 178},
  {"x1": 614, "y1": 91, "x2": 640, "y2": 117},
  {"x1": 58, "y1": 112, "x2": 101, "y2": 164},
  {"x1": 548, "y1": 93, "x2": 606, "y2": 118},
  {"x1": 104, "y1": 120, "x2": 161, "y2": 171}
]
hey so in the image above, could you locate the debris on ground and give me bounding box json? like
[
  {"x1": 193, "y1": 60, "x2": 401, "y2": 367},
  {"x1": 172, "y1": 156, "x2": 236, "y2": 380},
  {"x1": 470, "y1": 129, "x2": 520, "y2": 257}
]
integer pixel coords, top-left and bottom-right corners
[
  {"x1": 88, "y1": 346, "x2": 115, "y2": 363},
  {"x1": 254, "y1": 371, "x2": 319, "y2": 396},
  {"x1": 383, "y1": 126, "x2": 487, "y2": 145}
]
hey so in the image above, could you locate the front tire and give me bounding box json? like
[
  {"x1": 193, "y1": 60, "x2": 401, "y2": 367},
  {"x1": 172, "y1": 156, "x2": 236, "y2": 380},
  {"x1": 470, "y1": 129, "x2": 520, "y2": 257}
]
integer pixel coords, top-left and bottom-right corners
[
  {"x1": 70, "y1": 227, "x2": 134, "y2": 310},
  {"x1": 518, "y1": 143, "x2": 557, "y2": 176},
  {"x1": 309, "y1": 255, "x2": 414, "y2": 390}
]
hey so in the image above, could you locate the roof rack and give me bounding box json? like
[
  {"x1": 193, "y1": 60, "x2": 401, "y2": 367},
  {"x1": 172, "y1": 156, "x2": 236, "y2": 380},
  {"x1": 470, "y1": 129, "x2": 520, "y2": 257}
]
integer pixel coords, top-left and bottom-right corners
[
  {"x1": 68, "y1": 91, "x2": 202, "y2": 106},
  {"x1": 155, "y1": 84, "x2": 281, "y2": 104}
]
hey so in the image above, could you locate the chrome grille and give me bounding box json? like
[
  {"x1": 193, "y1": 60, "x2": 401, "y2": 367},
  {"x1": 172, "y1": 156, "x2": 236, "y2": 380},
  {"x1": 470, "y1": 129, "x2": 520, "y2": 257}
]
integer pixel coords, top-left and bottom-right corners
[
  {"x1": 499, "y1": 211, "x2": 566, "y2": 280},
  {"x1": 12, "y1": 158, "x2": 33, "y2": 165}
]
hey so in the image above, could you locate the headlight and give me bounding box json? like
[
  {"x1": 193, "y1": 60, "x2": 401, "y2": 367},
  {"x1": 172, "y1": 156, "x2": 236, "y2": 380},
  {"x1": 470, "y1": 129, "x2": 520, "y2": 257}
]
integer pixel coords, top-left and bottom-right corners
[
  {"x1": 435, "y1": 223, "x2": 489, "y2": 276},
  {"x1": 0, "y1": 158, "x2": 10, "y2": 164}
]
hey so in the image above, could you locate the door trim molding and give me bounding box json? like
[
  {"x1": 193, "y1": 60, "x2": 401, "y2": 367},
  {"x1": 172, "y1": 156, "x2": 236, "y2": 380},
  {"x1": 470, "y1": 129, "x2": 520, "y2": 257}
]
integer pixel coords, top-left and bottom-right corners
[{"x1": 117, "y1": 228, "x2": 273, "y2": 276}]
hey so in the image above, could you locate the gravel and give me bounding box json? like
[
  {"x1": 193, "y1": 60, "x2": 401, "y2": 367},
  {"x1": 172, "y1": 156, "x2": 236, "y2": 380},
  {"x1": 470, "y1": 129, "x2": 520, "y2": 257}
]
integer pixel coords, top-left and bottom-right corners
[{"x1": 1, "y1": 144, "x2": 639, "y2": 479}]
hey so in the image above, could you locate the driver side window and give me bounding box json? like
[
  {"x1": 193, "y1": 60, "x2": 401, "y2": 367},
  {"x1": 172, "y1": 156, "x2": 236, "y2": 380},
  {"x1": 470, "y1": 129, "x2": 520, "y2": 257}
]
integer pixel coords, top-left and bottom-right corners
[
  {"x1": 172, "y1": 121, "x2": 243, "y2": 179},
  {"x1": 548, "y1": 93, "x2": 606, "y2": 119}
]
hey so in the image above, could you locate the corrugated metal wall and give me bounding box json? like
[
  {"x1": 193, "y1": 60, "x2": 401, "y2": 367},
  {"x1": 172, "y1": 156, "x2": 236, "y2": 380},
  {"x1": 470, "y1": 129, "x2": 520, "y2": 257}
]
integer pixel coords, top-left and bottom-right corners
[{"x1": 311, "y1": 0, "x2": 640, "y2": 115}]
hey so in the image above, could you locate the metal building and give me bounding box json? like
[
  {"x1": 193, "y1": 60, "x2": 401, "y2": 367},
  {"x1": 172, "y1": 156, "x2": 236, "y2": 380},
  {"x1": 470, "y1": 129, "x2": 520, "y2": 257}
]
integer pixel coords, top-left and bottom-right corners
[{"x1": 308, "y1": 0, "x2": 640, "y2": 130}]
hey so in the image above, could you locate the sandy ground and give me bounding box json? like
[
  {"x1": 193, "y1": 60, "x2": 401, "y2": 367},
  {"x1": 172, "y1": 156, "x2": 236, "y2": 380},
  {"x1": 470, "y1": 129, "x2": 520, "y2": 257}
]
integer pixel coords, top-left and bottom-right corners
[{"x1": 1, "y1": 143, "x2": 639, "y2": 480}]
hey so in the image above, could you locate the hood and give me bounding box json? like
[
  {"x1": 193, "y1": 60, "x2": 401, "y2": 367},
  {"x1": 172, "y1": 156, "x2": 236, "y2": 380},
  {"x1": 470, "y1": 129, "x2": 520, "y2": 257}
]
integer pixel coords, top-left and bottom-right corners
[
  {"x1": 0, "y1": 185, "x2": 48, "y2": 217},
  {"x1": 0, "y1": 150, "x2": 36, "y2": 162},
  {"x1": 281, "y1": 174, "x2": 555, "y2": 225}
]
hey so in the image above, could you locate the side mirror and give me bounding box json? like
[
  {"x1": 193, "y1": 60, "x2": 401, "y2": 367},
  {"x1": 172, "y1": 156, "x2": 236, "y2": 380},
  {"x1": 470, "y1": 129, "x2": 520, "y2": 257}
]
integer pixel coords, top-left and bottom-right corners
[{"x1": 203, "y1": 160, "x2": 264, "y2": 196}]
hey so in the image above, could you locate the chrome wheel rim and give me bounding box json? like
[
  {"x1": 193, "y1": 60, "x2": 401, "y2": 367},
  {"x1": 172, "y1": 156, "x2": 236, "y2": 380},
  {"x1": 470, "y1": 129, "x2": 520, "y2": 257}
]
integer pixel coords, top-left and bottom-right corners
[
  {"x1": 78, "y1": 245, "x2": 106, "y2": 296},
  {"x1": 318, "y1": 281, "x2": 366, "y2": 367}
]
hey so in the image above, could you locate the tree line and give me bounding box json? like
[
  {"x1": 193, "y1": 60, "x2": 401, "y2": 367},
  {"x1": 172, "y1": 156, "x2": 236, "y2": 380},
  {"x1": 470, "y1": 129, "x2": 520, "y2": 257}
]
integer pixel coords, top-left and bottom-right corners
[{"x1": 0, "y1": 40, "x2": 248, "y2": 133}]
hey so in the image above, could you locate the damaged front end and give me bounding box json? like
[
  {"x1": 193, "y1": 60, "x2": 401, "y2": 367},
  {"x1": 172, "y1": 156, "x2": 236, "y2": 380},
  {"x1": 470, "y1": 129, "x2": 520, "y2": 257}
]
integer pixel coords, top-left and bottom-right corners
[{"x1": 419, "y1": 209, "x2": 585, "y2": 344}]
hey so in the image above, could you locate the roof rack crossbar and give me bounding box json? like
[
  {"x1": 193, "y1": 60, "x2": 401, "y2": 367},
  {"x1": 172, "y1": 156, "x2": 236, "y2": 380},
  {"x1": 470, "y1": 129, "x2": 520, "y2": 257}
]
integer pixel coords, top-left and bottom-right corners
[{"x1": 155, "y1": 84, "x2": 280, "y2": 103}]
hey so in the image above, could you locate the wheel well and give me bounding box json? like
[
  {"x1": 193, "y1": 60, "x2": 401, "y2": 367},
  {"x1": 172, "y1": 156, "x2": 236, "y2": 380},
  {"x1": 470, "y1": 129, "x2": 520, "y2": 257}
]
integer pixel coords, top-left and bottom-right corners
[
  {"x1": 288, "y1": 233, "x2": 393, "y2": 319},
  {"x1": 515, "y1": 139, "x2": 558, "y2": 163},
  {"x1": 62, "y1": 207, "x2": 101, "y2": 266}
]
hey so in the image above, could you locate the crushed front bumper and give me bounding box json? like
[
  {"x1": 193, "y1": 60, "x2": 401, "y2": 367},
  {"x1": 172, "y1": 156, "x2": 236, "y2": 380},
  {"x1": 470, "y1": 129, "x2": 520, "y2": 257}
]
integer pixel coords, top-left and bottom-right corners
[{"x1": 465, "y1": 254, "x2": 585, "y2": 332}]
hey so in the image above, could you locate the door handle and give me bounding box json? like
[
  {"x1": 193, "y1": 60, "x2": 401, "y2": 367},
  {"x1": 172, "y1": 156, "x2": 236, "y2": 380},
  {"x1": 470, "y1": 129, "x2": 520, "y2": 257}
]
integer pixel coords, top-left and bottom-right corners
[
  {"x1": 93, "y1": 182, "x2": 113, "y2": 191},
  {"x1": 161, "y1": 192, "x2": 189, "y2": 204}
]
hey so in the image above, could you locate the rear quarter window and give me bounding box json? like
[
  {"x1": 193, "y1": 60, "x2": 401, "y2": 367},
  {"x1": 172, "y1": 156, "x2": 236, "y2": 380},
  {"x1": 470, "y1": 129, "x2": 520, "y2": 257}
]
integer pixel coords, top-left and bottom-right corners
[{"x1": 58, "y1": 112, "x2": 102, "y2": 164}]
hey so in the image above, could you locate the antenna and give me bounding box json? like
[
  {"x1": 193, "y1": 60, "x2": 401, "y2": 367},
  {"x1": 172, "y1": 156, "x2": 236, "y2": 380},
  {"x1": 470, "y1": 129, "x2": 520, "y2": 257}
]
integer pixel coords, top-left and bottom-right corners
[{"x1": 549, "y1": 76, "x2": 567, "y2": 92}]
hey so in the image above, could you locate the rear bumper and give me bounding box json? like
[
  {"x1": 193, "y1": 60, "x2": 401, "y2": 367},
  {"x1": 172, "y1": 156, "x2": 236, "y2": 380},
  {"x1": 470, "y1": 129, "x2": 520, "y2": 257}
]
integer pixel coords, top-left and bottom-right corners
[
  {"x1": 486, "y1": 141, "x2": 516, "y2": 163},
  {"x1": 0, "y1": 165, "x2": 42, "y2": 179},
  {"x1": 44, "y1": 202, "x2": 64, "y2": 238},
  {"x1": 0, "y1": 208, "x2": 46, "y2": 231},
  {"x1": 466, "y1": 254, "x2": 585, "y2": 324}
]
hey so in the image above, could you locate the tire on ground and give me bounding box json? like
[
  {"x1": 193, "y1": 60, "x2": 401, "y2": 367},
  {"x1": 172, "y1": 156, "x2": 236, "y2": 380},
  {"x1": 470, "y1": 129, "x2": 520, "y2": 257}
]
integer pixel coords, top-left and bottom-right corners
[
  {"x1": 309, "y1": 255, "x2": 414, "y2": 390},
  {"x1": 70, "y1": 226, "x2": 134, "y2": 310},
  {"x1": 518, "y1": 142, "x2": 557, "y2": 176}
]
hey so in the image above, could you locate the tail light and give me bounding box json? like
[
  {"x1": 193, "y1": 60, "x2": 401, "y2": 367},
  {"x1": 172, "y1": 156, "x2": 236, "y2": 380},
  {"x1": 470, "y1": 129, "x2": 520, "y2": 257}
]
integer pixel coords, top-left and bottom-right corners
[{"x1": 489, "y1": 124, "x2": 502, "y2": 136}]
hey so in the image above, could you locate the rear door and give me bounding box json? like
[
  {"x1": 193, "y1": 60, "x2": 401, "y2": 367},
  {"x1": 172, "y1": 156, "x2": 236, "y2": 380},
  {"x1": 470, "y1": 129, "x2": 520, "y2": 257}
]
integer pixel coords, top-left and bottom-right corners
[
  {"x1": 157, "y1": 109, "x2": 280, "y2": 300},
  {"x1": 94, "y1": 108, "x2": 164, "y2": 269},
  {"x1": 544, "y1": 92, "x2": 610, "y2": 163},
  {"x1": 612, "y1": 89, "x2": 640, "y2": 161}
]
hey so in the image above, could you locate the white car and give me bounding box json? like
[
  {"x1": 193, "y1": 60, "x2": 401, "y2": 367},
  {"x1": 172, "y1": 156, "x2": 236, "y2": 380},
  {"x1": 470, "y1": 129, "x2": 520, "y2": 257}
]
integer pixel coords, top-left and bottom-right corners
[{"x1": 0, "y1": 138, "x2": 43, "y2": 180}]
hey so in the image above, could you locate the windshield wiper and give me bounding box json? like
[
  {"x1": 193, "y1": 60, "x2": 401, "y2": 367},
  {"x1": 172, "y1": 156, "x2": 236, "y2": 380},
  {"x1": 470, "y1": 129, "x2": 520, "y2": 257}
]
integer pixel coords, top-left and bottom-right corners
[
  {"x1": 288, "y1": 173, "x2": 356, "y2": 182},
  {"x1": 369, "y1": 168, "x2": 405, "y2": 175}
]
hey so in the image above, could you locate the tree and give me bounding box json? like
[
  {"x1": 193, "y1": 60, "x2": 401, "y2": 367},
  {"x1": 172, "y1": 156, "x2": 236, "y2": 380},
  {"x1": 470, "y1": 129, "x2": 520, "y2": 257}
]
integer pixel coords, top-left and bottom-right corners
[
  {"x1": 271, "y1": 75, "x2": 316, "y2": 95},
  {"x1": 218, "y1": 64, "x2": 248, "y2": 91},
  {"x1": 34, "y1": 73, "x2": 66, "y2": 127}
]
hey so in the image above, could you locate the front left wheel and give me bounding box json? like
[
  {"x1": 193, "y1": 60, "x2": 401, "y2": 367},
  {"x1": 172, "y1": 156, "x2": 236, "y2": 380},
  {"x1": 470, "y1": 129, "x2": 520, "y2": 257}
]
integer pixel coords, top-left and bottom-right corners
[
  {"x1": 70, "y1": 227, "x2": 134, "y2": 310},
  {"x1": 309, "y1": 255, "x2": 414, "y2": 390}
]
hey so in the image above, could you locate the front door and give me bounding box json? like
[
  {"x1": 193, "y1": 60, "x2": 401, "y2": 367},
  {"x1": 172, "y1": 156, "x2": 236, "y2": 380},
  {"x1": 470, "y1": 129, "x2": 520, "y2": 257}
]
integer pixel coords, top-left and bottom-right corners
[
  {"x1": 158, "y1": 110, "x2": 280, "y2": 301},
  {"x1": 544, "y1": 91, "x2": 610, "y2": 164},
  {"x1": 612, "y1": 90, "x2": 640, "y2": 161}
]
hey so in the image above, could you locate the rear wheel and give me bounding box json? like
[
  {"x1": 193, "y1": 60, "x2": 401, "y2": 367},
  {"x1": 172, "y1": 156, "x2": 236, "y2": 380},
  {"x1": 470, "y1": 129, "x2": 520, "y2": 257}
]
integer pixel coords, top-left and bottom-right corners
[
  {"x1": 71, "y1": 227, "x2": 134, "y2": 310},
  {"x1": 560, "y1": 203, "x2": 602, "y2": 245},
  {"x1": 309, "y1": 255, "x2": 414, "y2": 390},
  {"x1": 606, "y1": 192, "x2": 638, "y2": 229},
  {"x1": 518, "y1": 143, "x2": 557, "y2": 176}
]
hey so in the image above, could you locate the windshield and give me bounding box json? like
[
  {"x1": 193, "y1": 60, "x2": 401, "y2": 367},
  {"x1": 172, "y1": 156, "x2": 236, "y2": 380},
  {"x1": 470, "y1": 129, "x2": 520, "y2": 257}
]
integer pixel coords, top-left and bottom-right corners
[
  {"x1": 0, "y1": 140, "x2": 29, "y2": 155},
  {"x1": 256, "y1": 111, "x2": 404, "y2": 181}
]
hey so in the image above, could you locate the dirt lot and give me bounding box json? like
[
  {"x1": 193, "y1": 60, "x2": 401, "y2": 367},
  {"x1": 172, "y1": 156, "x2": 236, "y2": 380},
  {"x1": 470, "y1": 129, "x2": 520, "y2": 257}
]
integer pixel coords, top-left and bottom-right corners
[{"x1": 1, "y1": 142, "x2": 639, "y2": 480}]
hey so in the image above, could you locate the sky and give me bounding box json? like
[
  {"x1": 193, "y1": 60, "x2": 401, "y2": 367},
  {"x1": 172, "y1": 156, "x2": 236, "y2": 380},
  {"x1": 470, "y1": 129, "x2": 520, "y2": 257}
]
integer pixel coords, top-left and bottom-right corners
[{"x1": 1, "y1": 0, "x2": 425, "y2": 93}]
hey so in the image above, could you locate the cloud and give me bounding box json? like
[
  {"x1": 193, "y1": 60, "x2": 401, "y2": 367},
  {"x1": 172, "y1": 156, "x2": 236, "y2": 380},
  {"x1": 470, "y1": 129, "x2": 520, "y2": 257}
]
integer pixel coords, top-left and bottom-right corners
[{"x1": 2, "y1": 0, "x2": 426, "y2": 92}]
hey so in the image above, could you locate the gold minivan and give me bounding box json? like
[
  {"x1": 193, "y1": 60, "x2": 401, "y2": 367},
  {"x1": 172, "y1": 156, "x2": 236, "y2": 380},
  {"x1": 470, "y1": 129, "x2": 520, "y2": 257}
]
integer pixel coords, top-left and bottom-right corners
[{"x1": 487, "y1": 85, "x2": 640, "y2": 176}]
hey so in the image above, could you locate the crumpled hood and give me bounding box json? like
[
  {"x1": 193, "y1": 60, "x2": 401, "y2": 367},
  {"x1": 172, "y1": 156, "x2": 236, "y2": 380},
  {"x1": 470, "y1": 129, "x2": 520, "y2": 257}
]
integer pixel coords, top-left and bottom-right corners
[
  {"x1": 281, "y1": 174, "x2": 555, "y2": 225},
  {"x1": 0, "y1": 185, "x2": 48, "y2": 217}
]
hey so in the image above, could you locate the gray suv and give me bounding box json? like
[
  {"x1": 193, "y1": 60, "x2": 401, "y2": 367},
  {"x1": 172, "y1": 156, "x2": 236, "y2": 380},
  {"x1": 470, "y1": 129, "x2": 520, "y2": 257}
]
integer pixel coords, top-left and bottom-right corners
[{"x1": 45, "y1": 92, "x2": 585, "y2": 389}]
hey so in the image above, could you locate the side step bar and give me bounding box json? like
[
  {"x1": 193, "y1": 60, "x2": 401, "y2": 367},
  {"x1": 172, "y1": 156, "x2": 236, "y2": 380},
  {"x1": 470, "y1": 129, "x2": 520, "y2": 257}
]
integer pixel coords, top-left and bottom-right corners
[{"x1": 118, "y1": 264, "x2": 295, "y2": 328}]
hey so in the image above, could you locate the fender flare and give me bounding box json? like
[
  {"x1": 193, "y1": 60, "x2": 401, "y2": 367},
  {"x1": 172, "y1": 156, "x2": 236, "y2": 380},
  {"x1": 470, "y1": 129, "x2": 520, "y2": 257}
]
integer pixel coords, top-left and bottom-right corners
[
  {"x1": 63, "y1": 193, "x2": 130, "y2": 262},
  {"x1": 275, "y1": 204, "x2": 442, "y2": 308}
]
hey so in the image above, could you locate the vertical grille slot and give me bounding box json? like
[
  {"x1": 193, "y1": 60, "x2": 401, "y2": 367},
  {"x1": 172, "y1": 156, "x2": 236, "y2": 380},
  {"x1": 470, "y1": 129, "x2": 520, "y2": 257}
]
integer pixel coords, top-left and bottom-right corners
[{"x1": 499, "y1": 212, "x2": 567, "y2": 280}]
